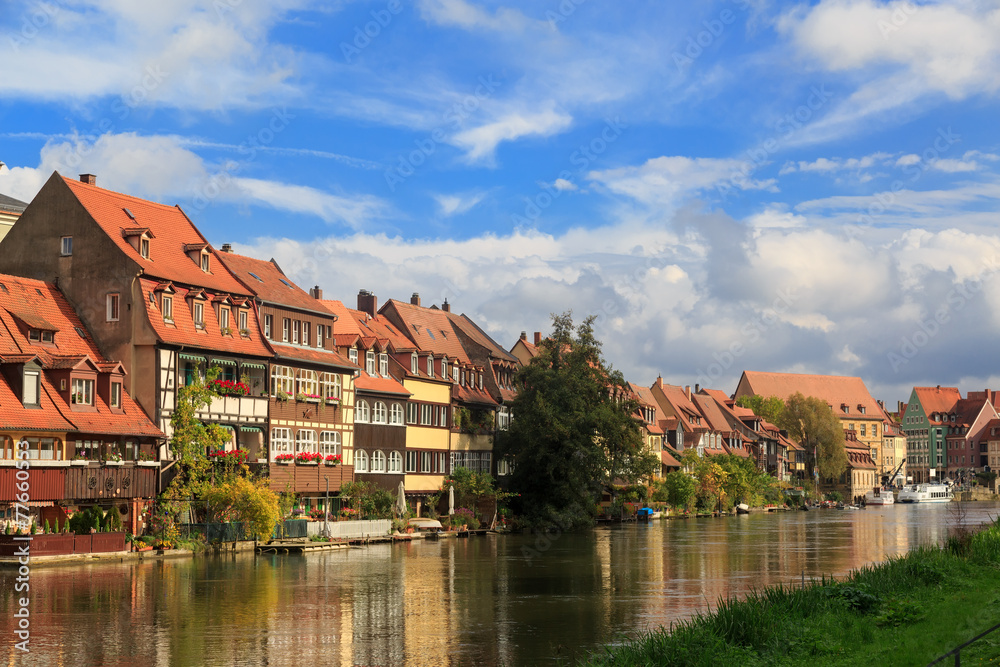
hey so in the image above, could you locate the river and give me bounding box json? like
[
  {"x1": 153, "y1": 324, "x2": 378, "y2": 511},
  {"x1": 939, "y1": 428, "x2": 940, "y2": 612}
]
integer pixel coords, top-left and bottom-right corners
[{"x1": 3, "y1": 502, "x2": 998, "y2": 666}]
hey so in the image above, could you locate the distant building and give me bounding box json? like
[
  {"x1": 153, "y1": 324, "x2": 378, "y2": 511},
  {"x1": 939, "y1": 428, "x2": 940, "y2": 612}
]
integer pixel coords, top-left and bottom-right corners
[
  {"x1": 0, "y1": 192, "x2": 27, "y2": 242},
  {"x1": 901, "y1": 386, "x2": 962, "y2": 483}
]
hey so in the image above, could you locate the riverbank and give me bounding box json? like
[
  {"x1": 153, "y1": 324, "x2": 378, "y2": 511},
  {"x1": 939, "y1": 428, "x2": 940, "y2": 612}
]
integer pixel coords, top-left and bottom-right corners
[{"x1": 582, "y1": 519, "x2": 1000, "y2": 666}]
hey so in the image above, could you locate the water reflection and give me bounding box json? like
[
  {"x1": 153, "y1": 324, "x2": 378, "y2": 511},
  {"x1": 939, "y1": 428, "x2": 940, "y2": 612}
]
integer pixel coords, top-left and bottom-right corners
[{"x1": 3, "y1": 503, "x2": 997, "y2": 666}]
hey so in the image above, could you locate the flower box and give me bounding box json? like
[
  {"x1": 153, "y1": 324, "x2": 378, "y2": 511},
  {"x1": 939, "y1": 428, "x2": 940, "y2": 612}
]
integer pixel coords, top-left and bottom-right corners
[
  {"x1": 276, "y1": 460, "x2": 292, "y2": 466},
  {"x1": 325, "y1": 398, "x2": 339, "y2": 405},
  {"x1": 137, "y1": 461, "x2": 159, "y2": 467},
  {"x1": 104, "y1": 460, "x2": 124, "y2": 467},
  {"x1": 71, "y1": 460, "x2": 90, "y2": 466},
  {"x1": 324, "y1": 461, "x2": 339, "y2": 467},
  {"x1": 297, "y1": 461, "x2": 318, "y2": 466}
]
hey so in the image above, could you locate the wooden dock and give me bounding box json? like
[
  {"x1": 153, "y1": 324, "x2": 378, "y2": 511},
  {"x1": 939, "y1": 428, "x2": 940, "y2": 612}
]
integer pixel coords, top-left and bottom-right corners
[{"x1": 256, "y1": 539, "x2": 351, "y2": 554}]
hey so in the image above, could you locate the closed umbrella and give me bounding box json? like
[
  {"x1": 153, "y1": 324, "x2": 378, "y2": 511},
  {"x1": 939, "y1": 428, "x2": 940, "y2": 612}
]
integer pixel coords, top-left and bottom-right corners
[
  {"x1": 448, "y1": 484, "x2": 455, "y2": 516},
  {"x1": 395, "y1": 481, "x2": 406, "y2": 517}
]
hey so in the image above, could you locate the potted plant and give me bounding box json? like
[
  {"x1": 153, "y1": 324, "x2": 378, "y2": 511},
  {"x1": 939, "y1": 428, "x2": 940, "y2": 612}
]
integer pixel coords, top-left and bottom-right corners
[
  {"x1": 295, "y1": 451, "x2": 321, "y2": 465},
  {"x1": 276, "y1": 390, "x2": 290, "y2": 402},
  {"x1": 239, "y1": 328, "x2": 250, "y2": 337},
  {"x1": 220, "y1": 327, "x2": 233, "y2": 336},
  {"x1": 325, "y1": 396, "x2": 339, "y2": 405},
  {"x1": 324, "y1": 454, "x2": 342, "y2": 466},
  {"x1": 105, "y1": 453, "x2": 124, "y2": 466},
  {"x1": 275, "y1": 453, "x2": 294, "y2": 465}
]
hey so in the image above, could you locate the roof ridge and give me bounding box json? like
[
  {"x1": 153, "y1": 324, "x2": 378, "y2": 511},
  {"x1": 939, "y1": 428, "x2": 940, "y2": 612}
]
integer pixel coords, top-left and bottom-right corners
[{"x1": 62, "y1": 174, "x2": 182, "y2": 213}]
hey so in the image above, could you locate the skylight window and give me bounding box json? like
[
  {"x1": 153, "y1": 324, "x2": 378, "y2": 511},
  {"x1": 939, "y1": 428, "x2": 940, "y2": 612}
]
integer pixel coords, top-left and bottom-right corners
[
  {"x1": 123, "y1": 207, "x2": 136, "y2": 220},
  {"x1": 279, "y1": 278, "x2": 292, "y2": 288},
  {"x1": 74, "y1": 327, "x2": 87, "y2": 339},
  {"x1": 426, "y1": 328, "x2": 436, "y2": 339},
  {"x1": 248, "y1": 272, "x2": 263, "y2": 282}
]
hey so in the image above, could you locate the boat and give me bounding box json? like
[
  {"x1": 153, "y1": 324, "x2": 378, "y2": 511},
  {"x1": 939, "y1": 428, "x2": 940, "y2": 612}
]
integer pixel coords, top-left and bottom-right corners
[
  {"x1": 407, "y1": 517, "x2": 444, "y2": 532},
  {"x1": 865, "y1": 488, "x2": 895, "y2": 506},
  {"x1": 636, "y1": 507, "x2": 661, "y2": 521},
  {"x1": 735, "y1": 503, "x2": 750, "y2": 515},
  {"x1": 897, "y1": 483, "x2": 953, "y2": 504}
]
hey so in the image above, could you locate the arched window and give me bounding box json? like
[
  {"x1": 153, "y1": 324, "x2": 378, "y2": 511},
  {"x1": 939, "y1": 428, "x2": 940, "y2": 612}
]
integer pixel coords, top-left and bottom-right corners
[
  {"x1": 389, "y1": 451, "x2": 403, "y2": 473},
  {"x1": 355, "y1": 449, "x2": 369, "y2": 472},
  {"x1": 295, "y1": 430, "x2": 316, "y2": 453},
  {"x1": 372, "y1": 450, "x2": 386, "y2": 473},
  {"x1": 390, "y1": 403, "x2": 404, "y2": 425},
  {"x1": 356, "y1": 400, "x2": 370, "y2": 423},
  {"x1": 373, "y1": 401, "x2": 387, "y2": 424}
]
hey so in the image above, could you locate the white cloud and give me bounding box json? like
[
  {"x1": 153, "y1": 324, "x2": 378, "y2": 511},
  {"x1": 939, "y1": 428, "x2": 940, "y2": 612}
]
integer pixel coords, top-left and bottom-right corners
[
  {"x1": 896, "y1": 154, "x2": 921, "y2": 167},
  {"x1": 589, "y1": 156, "x2": 777, "y2": 210},
  {"x1": 0, "y1": 132, "x2": 388, "y2": 229},
  {"x1": 451, "y1": 107, "x2": 573, "y2": 163},
  {"x1": 433, "y1": 191, "x2": 487, "y2": 217},
  {"x1": 779, "y1": 152, "x2": 893, "y2": 175},
  {"x1": 417, "y1": 0, "x2": 549, "y2": 32},
  {"x1": 552, "y1": 178, "x2": 577, "y2": 191}
]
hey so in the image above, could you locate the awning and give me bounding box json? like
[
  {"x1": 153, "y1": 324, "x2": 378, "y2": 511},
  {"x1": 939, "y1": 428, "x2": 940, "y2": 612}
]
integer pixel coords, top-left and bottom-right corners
[
  {"x1": 211, "y1": 358, "x2": 236, "y2": 366},
  {"x1": 240, "y1": 426, "x2": 263, "y2": 432},
  {"x1": 241, "y1": 363, "x2": 267, "y2": 370},
  {"x1": 179, "y1": 353, "x2": 206, "y2": 362}
]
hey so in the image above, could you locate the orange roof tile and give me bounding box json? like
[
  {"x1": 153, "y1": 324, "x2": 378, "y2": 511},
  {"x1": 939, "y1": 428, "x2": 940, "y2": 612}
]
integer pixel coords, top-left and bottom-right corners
[
  {"x1": 61, "y1": 175, "x2": 250, "y2": 294},
  {"x1": 381, "y1": 300, "x2": 471, "y2": 364},
  {"x1": 444, "y1": 311, "x2": 519, "y2": 363},
  {"x1": 354, "y1": 373, "x2": 410, "y2": 397},
  {"x1": 738, "y1": 371, "x2": 882, "y2": 420},
  {"x1": 270, "y1": 343, "x2": 358, "y2": 372},
  {"x1": 319, "y1": 300, "x2": 365, "y2": 339},
  {"x1": 215, "y1": 251, "x2": 333, "y2": 314},
  {"x1": 139, "y1": 278, "x2": 271, "y2": 357},
  {"x1": 912, "y1": 386, "x2": 962, "y2": 421},
  {"x1": 661, "y1": 450, "x2": 682, "y2": 467}
]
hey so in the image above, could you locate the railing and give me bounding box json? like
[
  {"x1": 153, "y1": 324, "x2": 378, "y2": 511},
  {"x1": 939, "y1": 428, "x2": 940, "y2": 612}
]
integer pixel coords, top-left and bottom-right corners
[{"x1": 928, "y1": 622, "x2": 1000, "y2": 665}]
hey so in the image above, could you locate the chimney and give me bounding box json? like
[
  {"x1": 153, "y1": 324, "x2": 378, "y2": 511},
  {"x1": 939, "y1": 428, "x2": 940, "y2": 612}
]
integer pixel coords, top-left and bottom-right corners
[
  {"x1": 694, "y1": 383, "x2": 700, "y2": 394},
  {"x1": 534, "y1": 332, "x2": 541, "y2": 345},
  {"x1": 309, "y1": 286, "x2": 323, "y2": 300},
  {"x1": 410, "y1": 292, "x2": 421, "y2": 306},
  {"x1": 442, "y1": 298, "x2": 451, "y2": 313},
  {"x1": 357, "y1": 289, "x2": 377, "y2": 317},
  {"x1": 80, "y1": 174, "x2": 96, "y2": 185},
  {"x1": 220, "y1": 243, "x2": 232, "y2": 253},
  {"x1": 684, "y1": 385, "x2": 691, "y2": 400},
  {"x1": 520, "y1": 331, "x2": 527, "y2": 340}
]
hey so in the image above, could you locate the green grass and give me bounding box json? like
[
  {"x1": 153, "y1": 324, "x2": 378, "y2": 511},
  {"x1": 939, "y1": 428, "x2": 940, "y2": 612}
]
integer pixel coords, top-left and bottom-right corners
[{"x1": 582, "y1": 521, "x2": 1000, "y2": 666}]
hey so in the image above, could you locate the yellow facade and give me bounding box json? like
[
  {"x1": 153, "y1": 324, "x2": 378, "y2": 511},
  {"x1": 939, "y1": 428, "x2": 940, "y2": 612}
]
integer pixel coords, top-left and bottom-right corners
[{"x1": 403, "y1": 377, "x2": 450, "y2": 494}]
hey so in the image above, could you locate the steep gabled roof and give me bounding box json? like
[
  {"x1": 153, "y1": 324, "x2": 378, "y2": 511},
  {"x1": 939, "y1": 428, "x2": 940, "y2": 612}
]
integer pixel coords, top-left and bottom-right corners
[
  {"x1": 0, "y1": 192, "x2": 28, "y2": 214},
  {"x1": 737, "y1": 371, "x2": 882, "y2": 419},
  {"x1": 381, "y1": 299, "x2": 471, "y2": 363},
  {"x1": 215, "y1": 251, "x2": 332, "y2": 314},
  {"x1": 912, "y1": 386, "x2": 962, "y2": 422},
  {"x1": 319, "y1": 300, "x2": 364, "y2": 338},
  {"x1": 446, "y1": 311, "x2": 519, "y2": 363},
  {"x1": 61, "y1": 175, "x2": 250, "y2": 294}
]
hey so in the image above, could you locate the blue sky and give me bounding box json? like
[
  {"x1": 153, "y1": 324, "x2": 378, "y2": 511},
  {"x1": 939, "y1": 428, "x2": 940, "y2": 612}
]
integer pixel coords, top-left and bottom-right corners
[{"x1": 2, "y1": 0, "x2": 1000, "y2": 404}]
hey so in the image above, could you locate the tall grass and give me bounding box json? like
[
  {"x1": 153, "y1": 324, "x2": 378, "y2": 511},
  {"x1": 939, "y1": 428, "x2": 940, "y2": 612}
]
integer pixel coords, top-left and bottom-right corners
[{"x1": 582, "y1": 517, "x2": 1000, "y2": 666}]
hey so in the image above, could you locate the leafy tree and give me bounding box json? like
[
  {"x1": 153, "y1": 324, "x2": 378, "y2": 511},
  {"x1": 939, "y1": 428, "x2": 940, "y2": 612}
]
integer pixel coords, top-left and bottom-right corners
[
  {"x1": 498, "y1": 312, "x2": 658, "y2": 530},
  {"x1": 203, "y1": 476, "x2": 281, "y2": 542},
  {"x1": 736, "y1": 395, "x2": 786, "y2": 424},
  {"x1": 106, "y1": 506, "x2": 123, "y2": 532},
  {"x1": 780, "y1": 392, "x2": 847, "y2": 481},
  {"x1": 662, "y1": 471, "x2": 696, "y2": 509}
]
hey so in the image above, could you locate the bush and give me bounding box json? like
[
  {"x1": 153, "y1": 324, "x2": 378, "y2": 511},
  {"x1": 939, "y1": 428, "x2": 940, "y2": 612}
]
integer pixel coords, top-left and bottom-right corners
[
  {"x1": 106, "y1": 506, "x2": 123, "y2": 532},
  {"x1": 824, "y1": 491, "x2": 844, "y2": 503}
]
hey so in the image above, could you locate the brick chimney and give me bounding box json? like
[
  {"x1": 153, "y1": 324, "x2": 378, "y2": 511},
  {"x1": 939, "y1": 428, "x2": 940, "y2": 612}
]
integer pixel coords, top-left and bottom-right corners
[
  {"x1": 80, "y1": 174, "x2": 96, "y2": 185},
  {"x1": 533, "y1": 332, "x2": 541, "y2": 345},
  {"x1": 220, "y1": 243, "x2": 233, "y2": 253},
  {"x1": 411, "y1": 292, "x2": 421, "y2": 306},
  {"x1": 309, "y1": 286, "x2": 323, "y2": 300},
  {"x1": 442, "y1": 298, "x2": 451, "y2": 313},
  {"x1": 684, "y1": 385, "x2": 691, "y2": 400},
  {"x1": 520, "y1": 331, "x2": 527, "y2": 340},
  {"x1": 358, "y1": 289, "x2": 377, "y2": 317}
]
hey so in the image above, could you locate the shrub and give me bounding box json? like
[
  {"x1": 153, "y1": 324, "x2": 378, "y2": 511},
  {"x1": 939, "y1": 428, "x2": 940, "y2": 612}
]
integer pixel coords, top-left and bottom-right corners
[
  {"x1": 824, "y1": 491, "x2": 843, "y2": 503},
  {"x1": 43, "y1": 519, "x2": 50, "y2": 534},
  {"x1": 106, "y1": 506, "x2": 123, "y2": 532}
]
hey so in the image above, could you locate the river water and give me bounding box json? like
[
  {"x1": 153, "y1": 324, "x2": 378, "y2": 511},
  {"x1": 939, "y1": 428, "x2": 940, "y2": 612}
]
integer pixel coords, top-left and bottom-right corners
[{"x1": 3, "y1": 502, "x2": 999, "y2": 666}]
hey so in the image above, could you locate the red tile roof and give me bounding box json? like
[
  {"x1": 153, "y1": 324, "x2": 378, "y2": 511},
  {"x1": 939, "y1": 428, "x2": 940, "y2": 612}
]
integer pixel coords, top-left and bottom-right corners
[
  {"x1": 270, "y1": 343, "x2": 358, "y2": 372},
  {"x1": 61, "y1": 175, "x2": 251, "y2": 294},
  {"x1": 345, "y1": 308, "x2": 415, "y2": 352},
  {"x1": 354, "y1": 373, "x2": 410, "y2": 397},
  {"x1": 445, "y1": 311, "x2": 520, "y2": 363},
  {"x1": 738, "y1": 371, "x2": 882, "y2": 420},
  {"x1": 319, "y1": 300, "x2": 365, "y2": 338},
  {"x1": 912, "y1": 386, "x2": 962, "y2": 422},
  {"x1": 381, "y1": 300, "x2": 471, "y2": 364},
  {"x1": 139, "y1": 278, "x2": 271, "y2": 357},
  {"x1": 452, "y1": 381, "x2": 497, "y2": 407},
  {"x1": 661, "y1": 450, "x2": 682, "y2": 468},
  {"x1": 0, "y1": 374, "x2": 74, "y2": 432},
  {"x1": 215, "y1": 251, "x2": 332, "y2": 314}
]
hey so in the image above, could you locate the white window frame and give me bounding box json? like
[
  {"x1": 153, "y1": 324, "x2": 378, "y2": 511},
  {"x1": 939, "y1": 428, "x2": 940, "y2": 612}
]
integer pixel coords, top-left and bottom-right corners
[
  {"x1": 372, "y1": 450, "x2": 387, "y2": 473},
  {"x1": 405, "y1": 450, "x2": 418, "y2": 472},
  {"x1": 239, "y1": 309, "x2": 248, "y2": 332},
  {"x1": 106, "y1": 293, "x2": 120, "y2": 322},
  {"x1": 356, "y1": 399, "x2": 370, "y2": 423},
  {"x1": 270, "y1": 365, "x2": 294, "y2": 394},
  {"x1": 373, "y1": 401, "x2": 387, "y2": 424},
  {"x1": 110, "y1": 381, "x2": 122, "y2": 409},
  {"x1": 411, "y1": 353, "x2": 418, "y2": 374},
  {"x1": 421, "y1": 451, "x2": 431, "y2": 473},
  {"x1": 220, "y1": 307, "x2": 230, "y2": 332},
  {"x1": 193, "y1": 302, "x2": 205, "y2": 328},
  {"x1": 366, "y1": 350, "x2": 376, "y2": 375},
  {"x1": 302, "y1": 322, "x2": 310, "y2": 346},
  {"x1": 71, "y1": 378, "x2": 94, "y2": 406},
  {"x1": 60, "y1": 236, "x2": 72, "y2": 256},
  {"x1": 406, "y1": 403, "x2": 418, "y2": 424},
  {"x1": 201, "y1": 253, "x2": 210, "y2": 272},
  {"x1": 22, "y1": 370, "x2": 39, "y2": 406},
  {"x1": 271, "y1": 428, "x2": 292, "y2": 459},
  {"x1": 379, "y1": 353, "x2": 388, "y2": 377},
  {"x1": 428, "y1": 354, "x2": 434, "y2": 377},
  {"x1": 320, "y1": 431, "x2": 341, "y2": 456},
  {"x1": 162, "y1": 296, "x2": 173, "y2": 322},
  {"x1": 349, "y1": 348, "x2": 358, "y2": 364},
  {"x1": 354, "y1": 449, "x2": 369, "y2": 472},
  {"x1": 140, "y1": 237, "x2": 150, "y2": 259},
  {"x1": 264, "y1": 314, "x2": 272, "y2": 338},
  {"x1": 390, "y1": 403, "x2": 404, "y2": 425},
  {"x1": 316, "y1": 324, "x2": 324, "y2": 348},
  {"x1": 295, "y1": 429, "x2": 317, "y2": 453},
  {"x1": 388, "y1": 451, "x2": 403, "y2": 473},
  {"x1": 292, "y1": 320, "x2": 300, "y2": 344},
  {"x1": 297, "y1": 369, "x2": 319, "y2": 396},
  {"x1": 282, "y1": 318, "x2": 290, "y2": 342},
  {"x1": 321, "y1": 372, "x2": 342, "y2": 399}
]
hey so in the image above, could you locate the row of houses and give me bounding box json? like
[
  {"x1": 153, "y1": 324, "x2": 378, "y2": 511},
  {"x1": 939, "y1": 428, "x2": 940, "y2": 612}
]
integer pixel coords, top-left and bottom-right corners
[{"x1": 0, "y1": 171, "x2": 991, "y2": 530}]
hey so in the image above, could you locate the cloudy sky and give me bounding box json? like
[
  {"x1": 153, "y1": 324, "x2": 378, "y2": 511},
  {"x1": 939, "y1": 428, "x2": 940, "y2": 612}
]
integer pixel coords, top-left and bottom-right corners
[{"x1": 2, "y1": 0, "x2": 1000, "y2": 404}]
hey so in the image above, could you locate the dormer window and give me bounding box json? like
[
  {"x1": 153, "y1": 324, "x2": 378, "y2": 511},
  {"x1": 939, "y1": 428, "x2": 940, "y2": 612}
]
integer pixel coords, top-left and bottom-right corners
[
  {"x1": 140, "y1": 238, "x2": 150, "y2": 258},
  {"x1": 162, "y1": 296, "x2": 173, "y2": 322},
  {"x1": 22, "y1": 370, "x2": 39, "y2": 407},
  {"x1": 110, "y1": 381, "x2": 122, "y2": 409},
  {"x1": 379, "y1": 353, "x2": 388, "y2": 377},
  {"x1": 452, "y1": 365, "x2": 459, "y2": 383},
  {"x1": 193, "y1": 302, "x2": 205, "y2": 329},
  {"x1": 239, "y1": 309, "x2": 248, "y2": 334},
  {"x1": 201, "y1": 253, "x2": 210, "y2": 272},
  {"x1": 349, "y1": 348, "x2": 358, "y2": 364},
  {"x1": 441, "y1": 356, "x2": 448, "y2": 378},
  {"x1": 428, "y1": 354, "x2": 434, "y2": 377},
  {"x1": 71, "y1": 378, "x2": 94, "y2": 406},
  {"x1": 366, "y1": 350, "x2": 376, "y2": 375},
  {"x1": 411, "y1": 353, "x2": 418, "y2": 374},
  {"x1": 219, "y1": 307, "x2": 230, "y2": 333}
]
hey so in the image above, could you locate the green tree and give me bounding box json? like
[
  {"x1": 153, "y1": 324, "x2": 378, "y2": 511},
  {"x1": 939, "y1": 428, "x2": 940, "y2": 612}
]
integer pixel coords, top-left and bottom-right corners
[
  {"x1": 203, "y1": 476, "x2": 281, "y2": 542},
  {"x1": 499, "y1": 313, "x2": 658, "y2": 530},
  {"x1": 662, "y1": 471, "x2": 696, "y2": 509},
  {"x1": 736, "y1": 394, "x2": 786, "y2": 424},
  {"x1": 780, "y1": 392, "x2": 847, "y2": 481}
]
